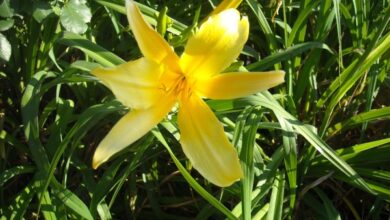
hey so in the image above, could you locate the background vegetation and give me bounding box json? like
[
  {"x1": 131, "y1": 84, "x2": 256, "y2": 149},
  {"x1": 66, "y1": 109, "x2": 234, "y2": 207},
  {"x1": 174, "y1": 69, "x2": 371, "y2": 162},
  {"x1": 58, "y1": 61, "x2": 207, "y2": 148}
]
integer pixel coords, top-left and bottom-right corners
[{"x1": 0, "y1": 0, "x2": 389, "y2": 219}]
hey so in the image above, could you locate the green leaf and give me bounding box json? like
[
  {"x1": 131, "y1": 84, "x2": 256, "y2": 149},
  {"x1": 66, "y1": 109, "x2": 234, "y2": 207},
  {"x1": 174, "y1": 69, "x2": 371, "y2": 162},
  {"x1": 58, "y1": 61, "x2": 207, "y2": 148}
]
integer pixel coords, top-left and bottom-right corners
[
  {"x1": 60, "y1": 0, "x2": 91, "y2": 34},
  {"x1": 51, "y1": 180, "x2": 93, "y2": 220},
  {"x1": 0, "y1": 33, "x2": 11, "y2": 61},
  {"x1": 315, "y1": 188, "x2": 341, "y2": 220},
  {"x1": 208, "y1": 93, "x2": 374, "y2": 194},
  {"x1": 21, "y1": 71, "x2": 53, "y2": 172},
  {"x1": 94, "y1": 0, "x2": 187, "y2": 35},
  {"x1": 277, "y1": 117, "x2": 297, "y2": 213},
  {"x1": 247, "y1": 42, "x2": 334, "y2": 71},
  {"x1": 319, "y1": 31, "x2": 390, "y2": 134},
  {"x1": 57, "y1": 31, "x2": 125, "y2": 67},
  {"x1": 245, "y1": 0, "x2": 279, "y2": 52},
  {"x1": 266, "y1": 171, "x2": 285, "y2": 220},
  {"x1": 232, "y1": 147, "x2": 284, "y2": 218},
  {"x1": 327, "y1": 107, "x2": 390, "y2": 137},
  {"x1": 287, "y1": 0, "x2": 321, "y2": 46},
  {"x1": 0, "y1": 18, "x2": 14, "y2": 31},
  {"x1": 240, "y1": 108, "x2": 261, "y2": 220},
  {"x1": 4, "y1": 183, "x2": 36, "y2": 218},
  {"x1": 32, "y1": 1, "x2": 53, "y2": 23},
  {"x1": 0, "y1": 166, "x2": 35, "y2": 187},
  {"x1": 0, "y1": 0, "x2": 13, "y2": 18},
  {"x1": 38, "y1": 101, "x2": 124, "y2": 218},
  {"x1": 311, "y1": 138, "x2": 390, "y2": 166},
  {"x1": 70, "y1": 60, "x2": 101, "y2": 72},
  {"x1": 153, "y1": 128, "x2": 238, "y2": 220}
]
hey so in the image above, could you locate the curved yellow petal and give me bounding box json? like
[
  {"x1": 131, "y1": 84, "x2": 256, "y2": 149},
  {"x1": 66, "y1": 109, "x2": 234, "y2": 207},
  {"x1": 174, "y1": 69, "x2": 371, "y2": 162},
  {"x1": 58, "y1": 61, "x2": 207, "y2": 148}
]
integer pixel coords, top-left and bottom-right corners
[
  {"x1": 92, "y1": 58, "x2": 165, "y2": 109},
  {"x1": 209, "y1": 0, "x2": 243, "y2": 17},
  {"x1": 93, "y1": 96, "x2": 176, "y2": 169},
  {"x1": 194, "y1": 71, "x2": 285, "y2": 99},
  {"x1": 180, "y1": 9, "x2": 249, "y2": 79},
  {"x1": 126, "y1": 0, "x2": 179, "y2": 67},
  {"x1": 178, "y1": 95, "x2": 243, "y2": 187}
]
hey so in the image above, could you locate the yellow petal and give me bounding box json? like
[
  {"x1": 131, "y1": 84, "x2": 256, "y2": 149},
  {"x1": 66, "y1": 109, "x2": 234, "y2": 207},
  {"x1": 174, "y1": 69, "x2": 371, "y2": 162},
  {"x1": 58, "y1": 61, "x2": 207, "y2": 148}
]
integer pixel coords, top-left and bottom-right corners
[
  {"x1": 178, "y1": 95, "x2": 243, "y2": 187},
  {"x1": 209, "y1": 0, "x2": 243, "y2": 17},
  {"x1": 194, "y1": 71, "x2": 285, "y2": 99},
  {"x1": 180, "y1": 9, "x2": 249, "y2": 79},
  {"x1": 92, "y1": 58, "x2": 165, "y2": 109},
  {"x1": 93, "y1": 96, "x2": 176, "y2": 169},
  {"x1": 126, "y1": 0, "x2": 179, "y2": 68}
]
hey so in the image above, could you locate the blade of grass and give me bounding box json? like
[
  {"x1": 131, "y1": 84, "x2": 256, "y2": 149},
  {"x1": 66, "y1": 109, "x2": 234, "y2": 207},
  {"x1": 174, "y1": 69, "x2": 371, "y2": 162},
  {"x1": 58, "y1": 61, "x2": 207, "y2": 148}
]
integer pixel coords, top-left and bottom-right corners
[
  {"x1": 245, "y1": 0, "x2": 279, "y2": 53},
  {"x1": 152, "y1": 129, "x2": 238, "y2": 220},
  {"x1": 240, "y1": 108, "x2": 262, "y2": 220},
  {"x1": 231, "y1": 147, "x2": 285, "y2": 217},
  {"x1": 0, "y1": 166, "x2": 35, "y2": 187},
  {"x1": 314, "y1": 188, "x2": 341, "y2": 220},
  {"x1": 316, "y1": 7, "x2": 390, "y2": 129},
  {"x1": 332, "y1": 0, "x2": 344, "y2": 69},
  {"x1": 360, "y1": 62, "x2": 381, "y2": 138},
  {"x1": 277, "y1": 117, "x2": 297, "y2": 214},
  {"x1": 21, "y1": 71, "x2": 54, "y2": 172},
  {"x1": 319, "y1": 31, "x2": 390, "y2": 135},
  {"x1": 57, "y1": 32, "x2": 125, "y2": 67},
  {"x1": 326, "y1": 107, "x2": 390, "y2": 138},
  {"x1": 247, "y1": 42, "x2": 334, "y2": 71},
  {"x1": 4, "y1": 183, "x2": 36, "y2": 218},
  {"x1": 51, "y1": 179, "x2": 93, "y2": 220},
  {"x1": 207, "y1": 93, "x2": 374, "y2": 194},
  {"x1": 94, "y1": 0, "x2": 187, "y2": 35},
  {"x1": 287, "y1": 0, "x2": 320, "y2": 46},
  {"x1": 266, "y1": 170, "x2": 285, "y2": 220}
]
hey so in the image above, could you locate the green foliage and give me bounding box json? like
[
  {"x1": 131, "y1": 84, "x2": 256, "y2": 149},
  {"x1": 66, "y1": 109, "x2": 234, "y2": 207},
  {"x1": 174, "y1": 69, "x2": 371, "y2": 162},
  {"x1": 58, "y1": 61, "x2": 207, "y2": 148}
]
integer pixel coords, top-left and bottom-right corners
[
  {"x1": 0, "y1": 33, "x2": 11, "y2": 61},
  {"x1": 0, "y1": 0, "x2": 389, "y2": 219},
  {"x1": 60, "y1": 0, "x2": 92, "y2": 34}
]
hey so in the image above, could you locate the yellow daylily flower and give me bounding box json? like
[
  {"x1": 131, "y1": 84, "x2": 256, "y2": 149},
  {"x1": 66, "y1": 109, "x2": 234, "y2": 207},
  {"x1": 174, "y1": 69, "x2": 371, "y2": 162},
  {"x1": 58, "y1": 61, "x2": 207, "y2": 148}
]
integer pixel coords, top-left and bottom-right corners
[{"x1": 91, "y1": 0, "x2": 285, "y2": 187}]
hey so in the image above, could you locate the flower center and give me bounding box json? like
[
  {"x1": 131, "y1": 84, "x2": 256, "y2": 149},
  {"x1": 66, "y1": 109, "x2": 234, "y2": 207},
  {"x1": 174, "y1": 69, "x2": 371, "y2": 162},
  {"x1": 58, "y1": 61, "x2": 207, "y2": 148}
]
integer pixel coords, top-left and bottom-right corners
[
  {"x1": 161, "y1": 70, "x2": 193, "y2": 100},
  {"x1": 176, "y1": 76, "x2": 192, "y2": 99}
]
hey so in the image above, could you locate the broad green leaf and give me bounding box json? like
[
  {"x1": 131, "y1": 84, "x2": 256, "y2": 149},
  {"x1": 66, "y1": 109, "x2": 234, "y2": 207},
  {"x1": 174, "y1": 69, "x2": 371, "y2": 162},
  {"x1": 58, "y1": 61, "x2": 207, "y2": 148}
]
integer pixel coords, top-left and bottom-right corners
[
  {"x1": 38, "y1": 189, "x2": 57, "y2": 219},
  {"x1": 253, "y1": 203, "x2": 269, "y2": 220},
  {"x1": 60, "y1": 0, "x2": 91, "y2": 34},
  {"x1": 21, "y1": 71, "x2": 53, "y2": 172},
  {"x1": 32, "y1": 1, "x2": 53, "y2": 23},
  {"x1": 0, "y1": 18, "x2": 14, "y2": 31},
  {"x1": 53, "y1": 187, "x2": 93, "y2": 220},
  {"x1": 0, "y1": 33, "x2": 11, "y2": 61},
  {"x1": 0, "y1": 0, "x2": 13, "y2": 18}
]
